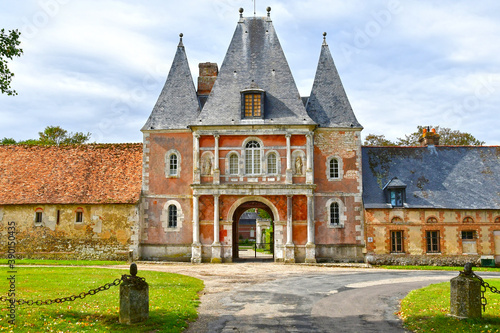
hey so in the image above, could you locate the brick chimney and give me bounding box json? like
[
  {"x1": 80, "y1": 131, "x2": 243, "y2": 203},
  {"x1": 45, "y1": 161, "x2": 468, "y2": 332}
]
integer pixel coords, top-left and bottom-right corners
[
  {"x1": 197, "y1": 62, "x2": 218, "y2": 96},
  {"x1": 419, "y1": 127, "x2": 440, "y2": 146}
]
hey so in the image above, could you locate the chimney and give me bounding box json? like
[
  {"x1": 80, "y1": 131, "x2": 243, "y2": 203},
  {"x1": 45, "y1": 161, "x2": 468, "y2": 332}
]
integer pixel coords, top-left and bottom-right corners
[
  {"x1": 197, "y1": 62, "x2": 218, "y2": 96},
  {"x1": 419, "y1": 127, "x2": 440, "y2": 146}
]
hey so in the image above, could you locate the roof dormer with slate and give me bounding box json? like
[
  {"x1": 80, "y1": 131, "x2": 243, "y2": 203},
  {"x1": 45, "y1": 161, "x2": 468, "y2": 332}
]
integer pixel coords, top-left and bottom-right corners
[
  {"x1": 195, "y1": 8, "x2": 315, "y2": 126},
  {"x1": 142, "y1": 34, "x2": 200, "y2": 131},
  {"x1": 306, "y1": 33, "x2": 362, "y2": 129}
]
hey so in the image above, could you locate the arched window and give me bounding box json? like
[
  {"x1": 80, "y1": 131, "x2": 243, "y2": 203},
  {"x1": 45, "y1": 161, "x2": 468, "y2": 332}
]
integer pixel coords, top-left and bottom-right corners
[
  {"x1": 229, "y1": 153, "x2": 239, "y2": 175},
  {"x1": 245, "y1": 141, "x2": 261, "y2": 175},
  {"x1": 329, "y1": 158, "x2": 339, "y2": 179},
  {"x1": 495, "y1": 216, "x2": 500, "y2": 223},
  {"x1": 391, "y1": 216, "x2": 403, "y2": 223},
  {"x1": 267, "y1": 153, "x2": 277, "y2": 174},
  {"x1": 169, "y1": 154, "x2": 178, "y2": 176},
  {"x1": 168, "y1": 205, "x2": 177, "y2": 228},
  {"x1": 427, "y1": 217, "x2": 438, "y2": 223},
  {"x1": 330, "y1": 202, "x2": 339, "y2": 226},
  {"x1": 463, "y1": 216, "x2": 474, "y2": 223}
]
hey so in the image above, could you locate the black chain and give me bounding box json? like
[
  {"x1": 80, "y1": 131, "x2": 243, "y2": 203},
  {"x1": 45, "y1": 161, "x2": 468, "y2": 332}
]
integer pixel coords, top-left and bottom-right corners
[
  {"x1": 468, "y1": 271, "x2": 500, "y2": 312},
  {"x1": 0, "y1": 274, "x2": 145, "y2": 306}
]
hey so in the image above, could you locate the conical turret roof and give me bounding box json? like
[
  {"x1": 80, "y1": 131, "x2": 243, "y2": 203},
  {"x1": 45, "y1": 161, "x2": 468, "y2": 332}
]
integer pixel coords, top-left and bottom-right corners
[
  {"x1": 142, "y1": 36, "x2": 200, "y2": 131},
  {"x1": 306, "y1": 36, "x2": 362, "y2": 129}
]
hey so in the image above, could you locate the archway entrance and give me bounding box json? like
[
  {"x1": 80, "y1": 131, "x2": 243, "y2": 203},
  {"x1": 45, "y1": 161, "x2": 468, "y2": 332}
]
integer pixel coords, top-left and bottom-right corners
[{"x1": 232, "y1": 201, "x2": 274, "y2": 261}]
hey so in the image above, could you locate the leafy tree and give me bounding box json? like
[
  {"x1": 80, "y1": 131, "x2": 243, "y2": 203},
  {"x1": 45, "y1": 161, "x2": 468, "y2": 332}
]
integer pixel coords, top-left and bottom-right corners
[
  {"x1": 0, "y1": 29, "x2": 23, "y2": 96},
  {"x1": 364, "y1": 126, "x2": 484, "y2": 146},
  {"x1": 363, "y1": 134, "x2": 394, "y2": 146},
  {"x1": 1, "y1": 126, "x2": 91, "y2": 145}
]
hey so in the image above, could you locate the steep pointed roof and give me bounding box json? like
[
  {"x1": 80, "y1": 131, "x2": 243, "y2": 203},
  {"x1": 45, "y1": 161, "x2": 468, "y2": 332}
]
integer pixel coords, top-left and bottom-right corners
[
  {"x1": 306, "y1": 35, "x2": 362, "y2": 129},
  {"x1": 142, "y1": 35, "x2": 200, "y2": 131},
  {"x1": 196, "y1": 15, "x2": 315, "y2": 126}
]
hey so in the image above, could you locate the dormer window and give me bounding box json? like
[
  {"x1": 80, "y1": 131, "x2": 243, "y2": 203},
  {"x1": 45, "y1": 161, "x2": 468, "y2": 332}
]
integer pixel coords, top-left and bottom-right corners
[
  {"x1": 241, "y1": 83, "x2": 265, "y2": 119},
  {"x1": 383, "y1": 177, "x2": 407, "y2": 208}
]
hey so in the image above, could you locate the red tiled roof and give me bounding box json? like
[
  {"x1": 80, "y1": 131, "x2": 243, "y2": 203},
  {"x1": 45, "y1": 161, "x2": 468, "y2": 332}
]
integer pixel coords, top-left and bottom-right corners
[{"x1": 0, "y1": 144, "x2": 143, "y2": 205}]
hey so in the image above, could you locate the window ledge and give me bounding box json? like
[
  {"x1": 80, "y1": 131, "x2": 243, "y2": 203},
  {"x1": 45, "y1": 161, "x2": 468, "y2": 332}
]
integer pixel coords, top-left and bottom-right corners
[{"x1": 328, "y1": 224, "x2": 344, "y2": 229}]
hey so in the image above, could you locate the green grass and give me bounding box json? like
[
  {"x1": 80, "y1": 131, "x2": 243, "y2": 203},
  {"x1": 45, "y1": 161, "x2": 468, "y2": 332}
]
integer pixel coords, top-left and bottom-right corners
[
  {"x1": 379, "y1": 265, "x2": 500, "y2": 272},
  {"x1": 399, "y1": 279, "x2": 500, "y2": 332},
  {"x1": 0, "y1": 259, "x2": 127, "y2": 266},
  {"x1": 0, "y1": 267, "x2": 204, "y2": 332}
]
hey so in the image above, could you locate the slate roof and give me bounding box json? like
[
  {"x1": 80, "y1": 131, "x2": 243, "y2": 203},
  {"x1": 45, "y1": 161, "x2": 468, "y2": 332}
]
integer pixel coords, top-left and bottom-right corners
[
  {"x1": 306, "y1": 38, "x2": 362, "y2": 128},
  {"x1": 0, "y1": 144, "x2": 143, "y2": 205},
  {"x1": 362, "y1": 146, "x2": 500, "y2": 209},
  {"x1": 142, "y1": 38, "x2": 200, "y2": 131},
  {"x1": 196, "y1": 16, "x2": 315, "y2": 126}
]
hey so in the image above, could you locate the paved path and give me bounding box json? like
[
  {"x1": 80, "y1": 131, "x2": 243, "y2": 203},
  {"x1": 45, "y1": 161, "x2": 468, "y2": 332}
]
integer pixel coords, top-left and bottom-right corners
[{"x1": 135, "y1": 263, "x2": 500, "y2": 332}]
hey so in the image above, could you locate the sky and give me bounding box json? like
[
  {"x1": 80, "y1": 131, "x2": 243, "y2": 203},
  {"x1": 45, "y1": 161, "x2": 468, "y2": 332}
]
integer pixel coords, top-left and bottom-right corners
[{"x1": 1, "y1": 0, "x2": 499, "y2": 145}]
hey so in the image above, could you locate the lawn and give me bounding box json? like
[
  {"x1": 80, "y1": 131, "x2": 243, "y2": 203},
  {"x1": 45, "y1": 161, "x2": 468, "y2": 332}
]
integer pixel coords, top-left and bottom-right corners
[
  {"x1": 0, "y1": 259, "x2": 127, "y2": 266},
  {"x1": 399, "y1": 279, "x2": 500, "y2": 332},
  {"x1": 0, "y1": 267, "x2": 204, "y2": 332},
  {"x1": 379, "y1": 265, "x2": 500, "y2": 272}
]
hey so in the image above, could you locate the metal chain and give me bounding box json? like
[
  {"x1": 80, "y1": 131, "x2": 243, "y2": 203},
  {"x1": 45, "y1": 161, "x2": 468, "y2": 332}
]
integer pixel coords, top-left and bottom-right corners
[
  {"x1": 469, "y1": 271, "x2": 500, "y2": 311},
  {"x1": 0, "y1": 274, "x2": 145, "y2": 306}
]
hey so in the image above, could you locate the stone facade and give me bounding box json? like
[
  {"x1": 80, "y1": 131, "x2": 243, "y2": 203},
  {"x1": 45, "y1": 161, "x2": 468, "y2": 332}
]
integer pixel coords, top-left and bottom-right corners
[{"x1": 0, "y1": 203, "x2": 138, "y2": 260}]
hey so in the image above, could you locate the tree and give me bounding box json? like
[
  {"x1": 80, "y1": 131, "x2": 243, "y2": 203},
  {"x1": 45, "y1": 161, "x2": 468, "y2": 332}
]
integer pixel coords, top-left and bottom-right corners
[
  {"x1": 363, "y1": 134, "x2": 394, "y2": 146},
  {"x1": 1, "y1": 126, "x2": 91, "y2": 145},
  {"x1": 364, "y1": 126, "x2": 484, "y2": 146},
  {"x1": 0, "y1": 29, "x2": 23, "y2": 96}
]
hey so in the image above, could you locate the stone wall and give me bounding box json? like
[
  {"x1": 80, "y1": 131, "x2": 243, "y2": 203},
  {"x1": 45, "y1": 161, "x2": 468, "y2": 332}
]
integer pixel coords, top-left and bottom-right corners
[
  {"x1": 366, "y1": 254, "x2": 481, "y2": 267},
  {"x1": 0, "y1": 203, "x2": 138, "y2": 260}
]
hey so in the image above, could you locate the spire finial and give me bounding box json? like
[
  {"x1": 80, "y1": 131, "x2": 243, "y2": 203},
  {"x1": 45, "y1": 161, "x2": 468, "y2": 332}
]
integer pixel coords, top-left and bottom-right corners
[
  {"x1": 179, "y1": 33, "x2": 183, "y2": 41},
  {"x1": 267, "y1": 6, "x2": 271, "y2": 17},
  {"x1": 178, "y1": 33, "x2": 184, "y2": 46},
  {"x1": 239, "y1": 8, "x2": 244, "y2": 18},
  {"x1": 322, "y1": 32, "x2": 327, "y2": 45}
]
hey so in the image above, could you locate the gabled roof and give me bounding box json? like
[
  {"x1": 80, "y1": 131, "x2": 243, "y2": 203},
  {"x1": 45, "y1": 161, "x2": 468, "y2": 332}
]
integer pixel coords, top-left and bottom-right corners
[
  {"x1": 196, "y1": 15, "x2": 315, "y2": 126},
  {"x1": 142, "y1": 37, "x2": 200, "y2": 131},
  {"x1": 383, "y1": 177, "x2": 407, "y2": 190},
  {"x1": 362, "y1": 146, "x2": 500, "y2": 209},
  {"x1": 0, "y1": 144, "x2": 143, "y2": 205},
  {"x1": 306, "y1": 37, "x2": 362, "y2": 128}
]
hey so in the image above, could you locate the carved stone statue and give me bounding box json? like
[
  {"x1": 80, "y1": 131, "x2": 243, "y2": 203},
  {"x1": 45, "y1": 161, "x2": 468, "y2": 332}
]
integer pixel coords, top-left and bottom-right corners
[
  {"x1": 202, "y1": 156, "x2": 212, "y2": 175},
  {"x1": 295, "y1": 156, "x2": 303, "y2": 175}
]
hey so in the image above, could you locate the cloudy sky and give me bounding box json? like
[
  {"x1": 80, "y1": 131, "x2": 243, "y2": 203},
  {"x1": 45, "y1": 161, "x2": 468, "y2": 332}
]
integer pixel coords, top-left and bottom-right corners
[{"x1": 1, "y1": 0, "x2": 499, "y2": 145}]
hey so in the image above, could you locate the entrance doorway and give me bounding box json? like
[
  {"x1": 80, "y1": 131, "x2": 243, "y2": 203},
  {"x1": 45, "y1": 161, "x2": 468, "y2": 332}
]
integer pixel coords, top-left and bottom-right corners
[{"x1": 232, "y1": 201, "x2": 274, "y2": 261}]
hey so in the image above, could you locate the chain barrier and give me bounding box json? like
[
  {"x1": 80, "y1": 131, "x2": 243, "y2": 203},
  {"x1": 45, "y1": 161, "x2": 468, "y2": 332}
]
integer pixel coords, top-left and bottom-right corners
[
  {"x1": 0, "y1": 272, "x2": 146, "y2": 307},
  {"x1": 460, "y1": 264, "x2": 500, "y2": 311}
]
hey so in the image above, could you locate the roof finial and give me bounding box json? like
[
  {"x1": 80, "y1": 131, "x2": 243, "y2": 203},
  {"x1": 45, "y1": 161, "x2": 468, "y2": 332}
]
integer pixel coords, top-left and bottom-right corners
[
  {"x1": 179, "y1": 33, "x2": 183, "y2": 41},
  {"x1": 178, "y1": 33, "x2": 184, "y2": 46},
  {"x1": 322, "y1": 32, "x2": 327, "y2": 45},
  {"x1": 267, "y1": 6, "x2": 271, "y2": 17},
  {"x1": 239, "y1": 7, "x2": 244, "y2": 18}
]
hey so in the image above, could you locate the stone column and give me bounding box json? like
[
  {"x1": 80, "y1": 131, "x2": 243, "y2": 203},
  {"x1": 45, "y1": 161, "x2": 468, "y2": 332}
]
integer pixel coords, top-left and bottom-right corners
[
  {"x1": 285, "y1": 195, "x2": 295, "y2": 263},
  {"x1": 256, "y1": 221, "x2": 262, "y2": 246},
  {"x1": 191, "y1": 195, "x2": 201, "y2": 263},
  {"x1": 193, "y1": 134, "x2": 200, "y2": 184},
  {"x1": 213, "y1": 135, "x2": 220, "y2": 184},
  {"x1": 306, "y1": 132, "x2": 314, "y2": 184},
  {"x1": 305, "y1": 194, "x2": 316, "y2": 263},
  {"x1": 285, "y1": 133, "x2": 292, "y2": 184},
  {"x1": 211, "y1": 195, "x2": 222, "y2": 263}
]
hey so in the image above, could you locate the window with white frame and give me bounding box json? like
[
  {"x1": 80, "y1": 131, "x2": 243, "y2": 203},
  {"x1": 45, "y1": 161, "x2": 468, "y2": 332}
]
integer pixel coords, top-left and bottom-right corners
[
  {"x1": 165, "y1": 149, "x2": 181, "y2": 178},
  {"x1": 245, "y1": 141, "x2": 261, "y2": 175},
  {"x1": 168, "y1": 205, "x2": 177, "y2": 228},
  {"x1": 326, "y1": 156, "x2": 342, "y2": 181},
  {"x1": 330, "y1": 202, "x2": 340, "y2": 226},
  {"x1": 229, "y1": 153, "x2": 239, "y2": 175},
  {"x1": 267, "y1": 153, "x2": 277, "y2": 174}
]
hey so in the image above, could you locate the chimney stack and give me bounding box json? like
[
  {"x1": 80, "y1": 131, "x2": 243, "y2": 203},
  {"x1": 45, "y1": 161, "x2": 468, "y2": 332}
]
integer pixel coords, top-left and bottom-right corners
[
  {"x1": 419, "y1": 127, "x2": 440, "y2": 146},
  {"x1": 197, "y1": 62, "x2": 218, "y2": 96}
]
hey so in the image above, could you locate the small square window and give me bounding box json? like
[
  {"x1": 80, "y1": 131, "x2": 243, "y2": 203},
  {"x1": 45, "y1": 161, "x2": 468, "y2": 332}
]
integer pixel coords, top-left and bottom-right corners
[
  {"x1": 461, "y1": 231, "x2": 476, "y2": 240},
  {"x1": 390, "y1": 190, "x2": 404, "y2": 207},
  {"x1": 76, "y1": 211, "x2": 83, "y2": 223},
  {"x1": 35, "y1": 211, "x2": 43, "y2": 223}
]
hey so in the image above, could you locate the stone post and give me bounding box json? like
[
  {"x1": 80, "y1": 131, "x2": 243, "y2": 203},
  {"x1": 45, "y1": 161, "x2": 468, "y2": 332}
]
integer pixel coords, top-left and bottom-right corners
[
  {"x1": 305, "y1": 194, "x2": 316, "y2": 263},
  {"x1": 450, "y1": 263, "x2": 482, "y2": 319},
  {"x1": 285, "y1": 195, "x2": 295, "y2": 263},
  {"x1": 191, "y1": 195, "x2": 201, "y2": 263},
  {"x1": 120, "y1": 263, "x2": 149, "y2": 324},
  {"x1": 211, "y1": 195, "x2": 222, "y2": 263}
]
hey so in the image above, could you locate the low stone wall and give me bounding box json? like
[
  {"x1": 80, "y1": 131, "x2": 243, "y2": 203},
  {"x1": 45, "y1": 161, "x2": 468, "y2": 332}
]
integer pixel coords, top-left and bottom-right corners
[
  {"x1": 366, "y1": 254, "x2": 482, "y2": 266},
  {"x1": 139, "y1": 243, "x2": 191, "y2": 262},
  {"x1": 315, "y1": 244, "x2": 365, "y2": 263}
]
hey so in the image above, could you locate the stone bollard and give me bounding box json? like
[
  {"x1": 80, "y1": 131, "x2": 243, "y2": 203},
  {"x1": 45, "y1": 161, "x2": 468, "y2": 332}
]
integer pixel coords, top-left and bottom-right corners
[
  {"x1": 449, "y1": 263, "x2": 482, "y2": 318},
  {"x1": 119, "y1": 263, "x2": 149, "y2": 324}
]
